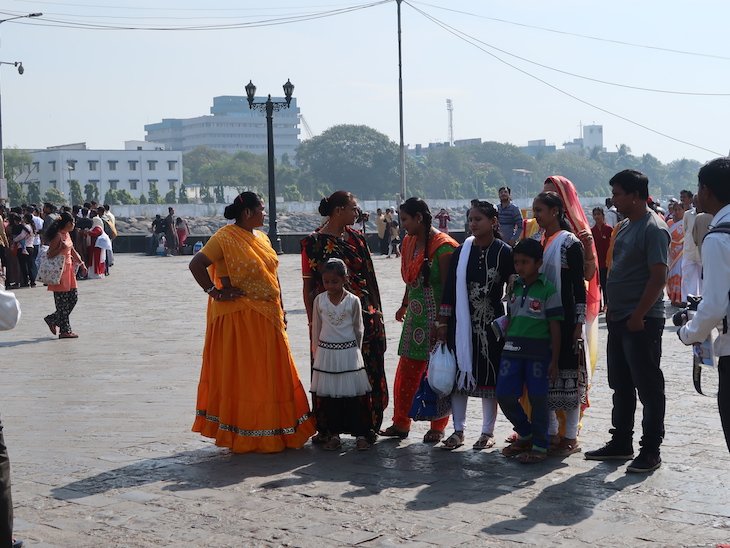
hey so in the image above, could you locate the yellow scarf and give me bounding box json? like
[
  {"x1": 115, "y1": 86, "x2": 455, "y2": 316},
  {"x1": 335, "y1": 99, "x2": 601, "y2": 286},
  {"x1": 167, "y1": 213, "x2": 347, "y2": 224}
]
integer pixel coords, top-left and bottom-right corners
[{"x1": 207, "y1": 225, "x2": 284, "y2": 329}]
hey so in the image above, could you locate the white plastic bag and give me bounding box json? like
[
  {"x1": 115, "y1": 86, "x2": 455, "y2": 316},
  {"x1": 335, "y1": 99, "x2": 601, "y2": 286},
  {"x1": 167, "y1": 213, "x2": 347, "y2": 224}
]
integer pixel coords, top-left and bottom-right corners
[
  {"x1": 0, "y1": 288, "x2": 21, "y2": 331},
  {"x1": 427, "y1": 342, "x2": 457, "y2": 397}
]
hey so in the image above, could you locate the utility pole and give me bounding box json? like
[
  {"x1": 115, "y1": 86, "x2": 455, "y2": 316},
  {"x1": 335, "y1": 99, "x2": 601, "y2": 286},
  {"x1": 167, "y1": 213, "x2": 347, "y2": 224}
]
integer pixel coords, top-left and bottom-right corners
[{"x1": 396, "y1": 0, "x2": 406, "y2": 202}]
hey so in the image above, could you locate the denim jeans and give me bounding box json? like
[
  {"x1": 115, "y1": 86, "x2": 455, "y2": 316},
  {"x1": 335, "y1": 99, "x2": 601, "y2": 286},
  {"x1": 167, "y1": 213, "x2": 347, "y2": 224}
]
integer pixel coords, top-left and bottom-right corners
[
  {"x1": 0, "y1": 415, "x2": 13, "y2": 548},
  {"x1": 606, "y1": 317, "x2": 666, "y2": 452},
  {"x1": 497, "y1": 356, "x2": 550, "y2": 450}
]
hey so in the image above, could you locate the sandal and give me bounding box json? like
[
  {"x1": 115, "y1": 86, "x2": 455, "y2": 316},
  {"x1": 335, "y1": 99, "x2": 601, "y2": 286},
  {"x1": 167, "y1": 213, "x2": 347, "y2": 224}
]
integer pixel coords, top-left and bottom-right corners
[
  {"x1": 44, "y1": 316, "x2": 57, "y2": 335},
  {"x1": 379, "y1": 425, "x2": 409, "y2": 439},
  {"x1": 311, "y1": 432, "x2": 331, "y2": 445},
  {"x1": 549, "y1": 437, "x2": 581, "y2": 457},
  {"x1": 355, "y1": 436, "x2": 371, "y2": 451},
  {"x1": 517, "y1": 449, "x2": 548, "y2": 464},
  {"x1": 322, "y1": 435, "x2": 342, "y2": 451},
  {"x1": 501, "y1": 438, "x2": 532, "y2": 457},
  {"x1": 441, "y1": 431, "x2": 465, "y2": 450},
  {"x1": 58, "y1": 332, "x2": 79, "y2": 339},
  {"x1": 505, "y1": 431, "x2": 519, "y2": 443},
  {"x1": 423, "y1": 429, "x2": 445, "y2": 444},
  {"x1": 472, "y1": 433, "x2": 496, "y2": 450}
]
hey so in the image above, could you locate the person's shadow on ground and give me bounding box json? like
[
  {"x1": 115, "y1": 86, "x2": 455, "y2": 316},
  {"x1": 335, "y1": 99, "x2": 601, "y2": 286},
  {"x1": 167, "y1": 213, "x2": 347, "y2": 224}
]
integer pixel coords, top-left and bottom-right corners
[{"x1": 483, "y1": 461, "x2": 648, "y2": 535}]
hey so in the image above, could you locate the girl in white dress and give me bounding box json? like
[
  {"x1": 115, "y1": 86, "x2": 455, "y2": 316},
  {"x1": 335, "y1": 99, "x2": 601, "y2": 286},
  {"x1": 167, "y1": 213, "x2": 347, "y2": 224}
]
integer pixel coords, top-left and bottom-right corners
[{"x1": 311, "y1": 258, "x2": 373, "y2": 451}]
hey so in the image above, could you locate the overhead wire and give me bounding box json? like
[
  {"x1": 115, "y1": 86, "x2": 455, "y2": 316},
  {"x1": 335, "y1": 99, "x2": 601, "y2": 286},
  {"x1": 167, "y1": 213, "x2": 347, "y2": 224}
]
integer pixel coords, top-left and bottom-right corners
[
  {"x1": 405, "y1": 1, "x2": 724, "y2": 157},
  {"x1": 411, "y1": 0, "x2": 730, "y2": 62},
  {"x1": 5, "y1": 0, "x2": 352, "y2": 12},
  {"x1": 3, "y1": 0, "x2": 390, "y2": 30}
]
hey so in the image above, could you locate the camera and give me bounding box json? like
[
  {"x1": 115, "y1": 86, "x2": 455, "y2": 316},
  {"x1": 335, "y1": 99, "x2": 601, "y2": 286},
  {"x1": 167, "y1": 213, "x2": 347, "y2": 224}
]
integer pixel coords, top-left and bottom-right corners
[
  {"x1": 357, "y1": 211, "x2": 370, "y2": 224},
  {"x1": 672, "y1": 295, "x2": 702, "y2": 327}
]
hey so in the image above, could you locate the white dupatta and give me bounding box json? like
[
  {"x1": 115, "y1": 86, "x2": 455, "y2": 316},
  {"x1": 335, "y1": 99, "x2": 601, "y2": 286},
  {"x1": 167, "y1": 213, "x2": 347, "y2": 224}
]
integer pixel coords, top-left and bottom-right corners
[
  {"x1": 455, "y1": 236, "x2": 476, "y2": 390},
  {"x1": 539, "y1": 230, "x2": 570, "y2": 295}
]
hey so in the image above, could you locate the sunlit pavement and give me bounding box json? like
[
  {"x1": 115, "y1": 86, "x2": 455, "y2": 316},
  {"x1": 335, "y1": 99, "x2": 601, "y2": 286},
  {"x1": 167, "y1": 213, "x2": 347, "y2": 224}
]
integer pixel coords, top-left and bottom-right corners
[{"x1": 1, "y1": 253, "x2": 728, "y2": 547}]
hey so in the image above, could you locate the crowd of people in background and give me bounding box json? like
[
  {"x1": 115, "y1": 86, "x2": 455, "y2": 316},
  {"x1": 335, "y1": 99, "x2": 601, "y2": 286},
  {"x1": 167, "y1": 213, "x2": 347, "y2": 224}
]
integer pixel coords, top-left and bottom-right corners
[{"x1": 0, "y1": 201, "x2": 116, "y2": 290}]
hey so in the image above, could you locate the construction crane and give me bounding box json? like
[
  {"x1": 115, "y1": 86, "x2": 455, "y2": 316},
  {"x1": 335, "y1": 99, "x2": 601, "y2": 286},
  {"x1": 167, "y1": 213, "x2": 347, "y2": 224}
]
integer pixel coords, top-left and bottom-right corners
[
  {"x1": 299, "y1": 114, "x2": 314, "y2": 140},
  {"x1": 446, "y1": 99, "x2": 454, "y2": 146}
]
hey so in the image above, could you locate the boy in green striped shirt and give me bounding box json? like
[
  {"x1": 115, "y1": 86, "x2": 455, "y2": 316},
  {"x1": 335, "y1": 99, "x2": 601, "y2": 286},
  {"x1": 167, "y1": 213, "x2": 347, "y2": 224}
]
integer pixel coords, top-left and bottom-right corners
[{"x1": 497, "y1": 238, "x2": 563, "y2": 463}]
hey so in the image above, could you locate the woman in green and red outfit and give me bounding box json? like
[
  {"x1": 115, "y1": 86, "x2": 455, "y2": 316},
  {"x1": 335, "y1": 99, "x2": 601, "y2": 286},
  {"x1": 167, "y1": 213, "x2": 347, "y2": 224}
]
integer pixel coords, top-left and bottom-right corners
[{"x1": 380, "y1": 198, "x2": 458, "y2": 443}]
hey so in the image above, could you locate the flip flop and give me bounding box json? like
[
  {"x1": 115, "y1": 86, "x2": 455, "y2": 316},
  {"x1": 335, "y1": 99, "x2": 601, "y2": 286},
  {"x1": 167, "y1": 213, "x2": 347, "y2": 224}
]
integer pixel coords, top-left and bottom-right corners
[
  {"x1": 502, "y1": 439, "x2": 532, "y2": 457},
  {"x1": 517, "y1": 449, "x2": 548, "y2": 464},
  {"x1": 473, "y1": 433, "x2": 496, "y2": 450},
  {"x1": 423, "y1": 429, "x2": 445, "y2": 443},
  {"x1": 379, "y1": 425, "x2": 409, "y2": 439},
  {"x1": 441, "y1": 431, "x2": 465, "y2": 450}
]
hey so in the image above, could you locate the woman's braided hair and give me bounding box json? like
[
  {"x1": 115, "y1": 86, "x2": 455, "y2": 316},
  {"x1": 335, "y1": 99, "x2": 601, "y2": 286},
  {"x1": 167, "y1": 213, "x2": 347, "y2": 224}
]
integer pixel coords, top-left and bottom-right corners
[{"x1": 400, "y1": 197, "x2": 434, "y2": 287}]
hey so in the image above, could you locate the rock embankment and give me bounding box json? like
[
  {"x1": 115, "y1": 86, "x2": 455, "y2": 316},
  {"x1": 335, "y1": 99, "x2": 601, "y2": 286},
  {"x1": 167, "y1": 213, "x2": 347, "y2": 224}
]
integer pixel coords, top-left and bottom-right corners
[{"x1": 115, "y1": 207, "x2": 474, "y2": 236}]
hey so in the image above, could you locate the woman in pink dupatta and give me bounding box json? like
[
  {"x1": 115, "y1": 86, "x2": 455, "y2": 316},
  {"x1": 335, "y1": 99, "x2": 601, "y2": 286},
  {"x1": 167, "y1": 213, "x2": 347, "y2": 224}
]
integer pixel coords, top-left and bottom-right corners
[{"x1": 543, "y1": 176, "x2": 600, "y2": 432}]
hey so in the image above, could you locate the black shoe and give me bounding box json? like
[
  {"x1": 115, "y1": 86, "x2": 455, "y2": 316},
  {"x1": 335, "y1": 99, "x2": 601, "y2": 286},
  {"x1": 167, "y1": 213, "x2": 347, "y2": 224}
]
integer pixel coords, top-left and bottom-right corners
[
  {"x1": 13, "y1": 539, "x2": 23, "y2": 548},
  {"x1": 626, "y1": 451, "x2": 661, "y2": 473},
  {"x1": 584, "y1": 440, "x2": 634, "y2": 461}
]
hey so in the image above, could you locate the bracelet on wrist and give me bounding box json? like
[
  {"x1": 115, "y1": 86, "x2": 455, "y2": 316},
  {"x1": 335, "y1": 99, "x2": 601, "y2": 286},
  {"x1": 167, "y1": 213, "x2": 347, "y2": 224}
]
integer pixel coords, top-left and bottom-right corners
[{"x1": 204, "y1": 286, "x2": 217, "y2": 294}]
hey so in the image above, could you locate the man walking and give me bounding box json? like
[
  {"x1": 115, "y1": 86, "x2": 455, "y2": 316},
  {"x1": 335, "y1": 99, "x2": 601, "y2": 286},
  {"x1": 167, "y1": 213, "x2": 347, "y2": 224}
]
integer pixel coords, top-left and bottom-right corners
[
  {"x1": 678, "y1": 157, "x2": 730, "y2": 452},
  {"x1": 497, "y1": 187, "x2": 523, "y2": 246},
  {"x1": 585, "y1": 170, "x2": 670, "y2": 473}
]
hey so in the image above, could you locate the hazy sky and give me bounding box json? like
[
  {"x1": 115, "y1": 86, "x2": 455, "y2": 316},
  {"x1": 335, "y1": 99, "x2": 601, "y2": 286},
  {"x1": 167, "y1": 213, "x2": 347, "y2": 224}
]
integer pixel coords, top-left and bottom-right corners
[{"x1": 1, "y1": 0, "x2": 729, "y2": 163}]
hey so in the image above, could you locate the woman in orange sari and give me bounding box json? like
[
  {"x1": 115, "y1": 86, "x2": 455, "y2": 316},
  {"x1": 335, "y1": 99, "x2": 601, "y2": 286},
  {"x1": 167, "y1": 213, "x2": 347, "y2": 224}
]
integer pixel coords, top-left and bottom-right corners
[{"x1": 189, "y1": 192, "x2": 315, "y2": 453}]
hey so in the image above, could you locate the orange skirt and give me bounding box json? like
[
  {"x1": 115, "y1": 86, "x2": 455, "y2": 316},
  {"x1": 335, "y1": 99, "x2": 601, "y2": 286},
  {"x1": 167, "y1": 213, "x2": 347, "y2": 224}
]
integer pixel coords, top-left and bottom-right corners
[{"x1": 193, "y1": 306, "x2": 315, "y2": 453}]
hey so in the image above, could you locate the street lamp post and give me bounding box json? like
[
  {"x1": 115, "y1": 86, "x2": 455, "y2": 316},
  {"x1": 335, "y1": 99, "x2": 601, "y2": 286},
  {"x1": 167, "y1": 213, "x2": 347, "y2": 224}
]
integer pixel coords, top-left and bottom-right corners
[
  {"x1": 245, "y1": 79, "x2": 294, "y2": 255},
  {"x1": 0, "y1": 12, "x2": 41, "y2": 203}
]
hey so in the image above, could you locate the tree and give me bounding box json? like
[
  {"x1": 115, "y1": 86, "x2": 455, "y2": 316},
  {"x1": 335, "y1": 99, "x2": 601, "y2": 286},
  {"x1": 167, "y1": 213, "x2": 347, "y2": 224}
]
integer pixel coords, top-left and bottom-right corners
[
  {"x1": 148, "y1": 181, "x2": 161, "y2": 204},
  {"x1": 115, "y1": 189, "x2": 138, "y2": 204},
  {"x1": 84, "y1": 183, "x2": 98, "y2": 203},
  {"x1": 282, "y1": 184, "x2": 303, "y2": 202},
  {"x1": 7, "y1": 180, "x2": 25, "y2": 205},
  {"x1": 103, "y1": 190, "x2": 119, "y2": 205},
  {"x1": 27, "y1": 181, "x2": 41, "y2": 204},
  {"x1": 139, "y1": 193, "x2": 148, "y2": 204},
  {"x1": 69, "y1": 180, "x2": 83, "y2": 206},
  {"x1": 178, "y1": 183, "x2": 189, "y2": 204},
  {"x1": 164, "y1": 183, "x2": 177, "y2": 204},
  {"x1": 295, "y1": 124, "x2": 400, "y2": 199},
  {"x1": 44, "y1": 187, "x2": 68, "y2": 205}
]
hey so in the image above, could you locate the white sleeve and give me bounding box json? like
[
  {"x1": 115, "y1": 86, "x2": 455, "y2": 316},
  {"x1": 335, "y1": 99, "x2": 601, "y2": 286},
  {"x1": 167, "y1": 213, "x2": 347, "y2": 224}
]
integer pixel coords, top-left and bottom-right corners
[
  {"x1": 352, "y1": 295, "x2": 364, "y2": 349},
  {"x1": 311, "y1": 294, "x2": 322, "y2": 356},
  {"x1": 679, "y1": 235, "x2": 730, "y2": 344}
]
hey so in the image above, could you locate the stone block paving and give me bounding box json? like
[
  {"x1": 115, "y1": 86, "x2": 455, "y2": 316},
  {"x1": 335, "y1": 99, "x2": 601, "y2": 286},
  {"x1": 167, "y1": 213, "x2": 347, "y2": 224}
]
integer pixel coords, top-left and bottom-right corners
[{"x1": 1, "y1": 253, "x2": 728, "y2": 547}]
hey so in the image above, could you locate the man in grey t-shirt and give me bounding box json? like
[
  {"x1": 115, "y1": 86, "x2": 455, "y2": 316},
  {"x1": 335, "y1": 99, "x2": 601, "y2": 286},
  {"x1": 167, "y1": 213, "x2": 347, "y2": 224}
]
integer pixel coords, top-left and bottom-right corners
[{"x1": 585, "y1": 169, "x2": 670, "y2": 474}]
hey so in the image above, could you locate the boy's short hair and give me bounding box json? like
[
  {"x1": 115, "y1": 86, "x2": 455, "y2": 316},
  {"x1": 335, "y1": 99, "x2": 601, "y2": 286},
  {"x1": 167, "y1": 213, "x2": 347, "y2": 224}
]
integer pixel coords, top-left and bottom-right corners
[
  {"x1": 592, "y1": 207, "x2": 604, "y2": 215},
  {"x1": 513, "y1": 238, "x2": 543, "y2": 261}
]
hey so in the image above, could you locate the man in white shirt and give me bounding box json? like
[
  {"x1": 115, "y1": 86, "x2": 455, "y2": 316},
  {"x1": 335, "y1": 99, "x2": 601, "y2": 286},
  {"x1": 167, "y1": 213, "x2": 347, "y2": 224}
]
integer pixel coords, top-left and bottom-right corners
[
  {"x1": 30, "y1": 207, "x2": 43, "y2": 282},
  {"x1": 604, "y1": 198, "x2": 619, "y2": 227},
  {"x1": 678, "y1": 157, "x2": 730, "y2": 452},
  {"x1": 680, "y1": 190, "x2": 702, "y2": 300}
]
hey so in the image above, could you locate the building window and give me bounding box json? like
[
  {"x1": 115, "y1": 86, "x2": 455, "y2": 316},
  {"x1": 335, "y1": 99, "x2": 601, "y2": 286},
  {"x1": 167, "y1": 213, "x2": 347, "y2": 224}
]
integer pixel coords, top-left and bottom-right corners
[
  {"x1": 108, "y1": 161, "x2": 117, "y2": 171},
  {"x1": 129, "y1": 160, "x2": 138, "y2": 171},
  {"x1": 32, "y1": 162, "x2": 39, "y2": 172},
  {"x1": 109, "y1": 180, "x2": 118, "y2": 190},
  {"x1": 147, "y1": 160, "x2": 157, "y2": 171},
  {"x1": 129, "y1": 180, "x2": 138, "y2": 190},
  {"x1": 167, "y1": 179, "x2": 178, "y2": 189},
  {"x1": 148, "y1": 179, "x2": 158, "y2": 185},
  {"x1": 89, "y1": 161, "x2": 98, "y2": 171},
  {"x1": 49, "y1": 161, "x2": 56, "y2": 172},
  {"x1": 67, "y1": 159, "x2": 77, "y2": 170},
  {"x1": 167, "y1": 160, "x2": 177, "y2": 171},
  {"x1": 49, "y1": 180, "x2": 56, "y2": 188}
]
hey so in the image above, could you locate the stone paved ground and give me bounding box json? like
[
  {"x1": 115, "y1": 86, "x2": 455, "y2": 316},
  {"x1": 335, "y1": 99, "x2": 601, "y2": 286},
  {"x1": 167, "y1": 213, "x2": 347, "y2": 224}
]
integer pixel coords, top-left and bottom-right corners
[{"x1": 1, "y1": 253, "x2": 728, "y2": 547}]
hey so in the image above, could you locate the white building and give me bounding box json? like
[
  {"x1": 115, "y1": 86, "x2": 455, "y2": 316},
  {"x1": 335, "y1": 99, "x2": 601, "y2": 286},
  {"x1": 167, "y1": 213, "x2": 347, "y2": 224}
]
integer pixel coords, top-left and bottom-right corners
[
  {"x1": 144, "y1": 95, "x2": 301, "y2": 159},
  {"x1": 16, "y1": 141, "x2": 183, "y2": 203}
]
